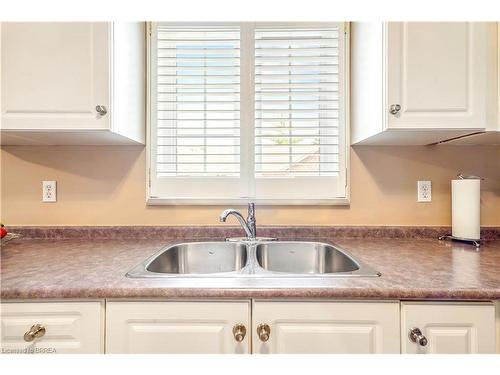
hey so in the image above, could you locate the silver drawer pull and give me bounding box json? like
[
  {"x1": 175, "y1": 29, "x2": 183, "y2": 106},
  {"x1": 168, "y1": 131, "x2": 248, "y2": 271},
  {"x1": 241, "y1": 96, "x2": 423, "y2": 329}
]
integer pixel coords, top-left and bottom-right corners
[
  {"x1": 24, "y1": 324, "x2": 46, "y2": 342},
  {"x1": 95, "y1": 105, "x2": 108, "y2": 116},
  {"x1": 257, "y1": 323, "x2": 271, "y2": 342},
  {"x1": 409, "y1": 327, "x2": 428, "y2": 347},
  {"x1": 389, "y1": 104, "x2": 401, "y2": 116},
  {"x1": 232, "y1": 324, "x2": 247, "y2": 342}
]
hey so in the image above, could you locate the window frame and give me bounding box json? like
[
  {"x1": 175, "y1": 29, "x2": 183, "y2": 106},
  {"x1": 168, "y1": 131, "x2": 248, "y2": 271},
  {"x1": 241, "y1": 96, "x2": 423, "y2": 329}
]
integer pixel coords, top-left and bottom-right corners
[{"x1": 146, "y1": 22, "x2": 350, "y2": 205}]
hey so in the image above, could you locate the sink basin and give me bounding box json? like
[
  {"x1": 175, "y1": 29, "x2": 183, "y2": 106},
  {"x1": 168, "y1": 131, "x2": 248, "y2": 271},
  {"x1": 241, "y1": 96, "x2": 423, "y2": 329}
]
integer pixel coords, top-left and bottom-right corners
[
  {"x1": 142, "y1": 242, "x2": 247, "y2": 275},
  {"x1": 127, "y1": 240, "x2": 379, "y2": 280},
  {"x1": 256, "y1": 241, "x2": 360, "y2": 274}
]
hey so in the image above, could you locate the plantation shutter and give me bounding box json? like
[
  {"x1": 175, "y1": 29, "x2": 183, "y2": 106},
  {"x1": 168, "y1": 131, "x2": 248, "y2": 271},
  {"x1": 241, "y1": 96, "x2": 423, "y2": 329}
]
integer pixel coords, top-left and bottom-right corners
[
  {"x1": 149, "y1": 23, "x2": 347, "y2": 203},
  {"x1": 155, "y1": 26, "x2": 241, "y2": 177},
  {"x1": 254, "y1": 27, "x2": 341, "y2": 177}
]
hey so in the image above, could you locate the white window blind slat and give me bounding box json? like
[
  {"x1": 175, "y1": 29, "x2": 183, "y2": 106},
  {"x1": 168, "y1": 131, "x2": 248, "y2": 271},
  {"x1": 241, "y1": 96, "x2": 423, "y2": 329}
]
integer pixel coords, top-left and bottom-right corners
[
  {"x1": 155, "y1": 26, "x2": 241, "y2": 177},
  {"x1": 254, "y1": 27, "x2": 341, "y2": 177}
]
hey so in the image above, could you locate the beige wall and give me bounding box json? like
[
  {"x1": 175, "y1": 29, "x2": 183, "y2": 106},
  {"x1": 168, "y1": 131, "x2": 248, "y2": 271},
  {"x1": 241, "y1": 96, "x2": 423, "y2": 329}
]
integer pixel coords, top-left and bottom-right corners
[{"x1": 1, "y1": 145, "x2": 499, "y2": 226}]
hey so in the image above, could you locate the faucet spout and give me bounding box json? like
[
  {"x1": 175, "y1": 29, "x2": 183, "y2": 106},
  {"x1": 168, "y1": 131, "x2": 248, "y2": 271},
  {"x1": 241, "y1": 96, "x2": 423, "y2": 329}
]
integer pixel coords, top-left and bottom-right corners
[
  {"x1": 219, "y1": 209, "x2": 254, "y2": 239},
  {"x1": 219, "y1": 203, "x2": 257, "y2": 240}
]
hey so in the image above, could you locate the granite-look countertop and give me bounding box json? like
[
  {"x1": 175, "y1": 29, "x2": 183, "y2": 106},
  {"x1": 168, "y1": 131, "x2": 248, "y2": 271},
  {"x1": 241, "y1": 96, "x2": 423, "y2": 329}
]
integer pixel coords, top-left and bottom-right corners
[{"x1": 2, "y1": 236, "x2": 499, "y2": 300}]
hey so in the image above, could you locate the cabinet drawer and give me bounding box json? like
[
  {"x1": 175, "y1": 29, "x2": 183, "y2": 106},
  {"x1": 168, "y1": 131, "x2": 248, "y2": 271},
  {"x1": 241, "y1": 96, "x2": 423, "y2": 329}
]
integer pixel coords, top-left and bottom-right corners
[
  {"x1": 401, "y1": 302, "x2": 496, "y2": 354},
  {"x1": 106, "y1": 301, "x2": 250, "y2": 354},
  {"x1": 1, "y1": 301, "x2": 104, "y2": 354}
]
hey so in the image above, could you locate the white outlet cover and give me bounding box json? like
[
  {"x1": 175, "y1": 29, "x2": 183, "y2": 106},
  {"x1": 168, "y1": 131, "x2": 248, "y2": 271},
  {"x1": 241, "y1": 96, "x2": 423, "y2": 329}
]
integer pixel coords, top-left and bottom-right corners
[
  {"x1": 42, "y1": 180, "x2": 57, "y2": 202},
  {"x1": 417, "y1": 180, "x2": 432, "y2": 202}
]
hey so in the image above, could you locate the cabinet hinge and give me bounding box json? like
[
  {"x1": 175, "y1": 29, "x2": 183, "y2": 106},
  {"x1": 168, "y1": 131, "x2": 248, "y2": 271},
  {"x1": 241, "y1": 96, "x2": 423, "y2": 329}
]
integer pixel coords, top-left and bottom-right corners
[
  {"x1": 148, "y1": 168, "x2": 151, "y2": 188},
  {"x1": 148, "y1": 22, "x2": 152, "y2": 36}
]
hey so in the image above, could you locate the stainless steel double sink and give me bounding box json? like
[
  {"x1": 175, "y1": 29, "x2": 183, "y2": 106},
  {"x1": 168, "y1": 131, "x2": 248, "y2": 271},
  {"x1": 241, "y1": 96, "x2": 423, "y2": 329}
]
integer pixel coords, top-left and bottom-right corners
[{"x1": 126, "y1": 241, "x2": 380, "y2": 278}]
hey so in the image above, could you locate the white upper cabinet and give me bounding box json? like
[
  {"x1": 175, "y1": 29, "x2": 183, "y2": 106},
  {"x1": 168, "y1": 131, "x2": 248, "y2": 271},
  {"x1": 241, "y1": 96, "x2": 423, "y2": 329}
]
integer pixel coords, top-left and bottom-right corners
[
  {"x1": 437, "y1": 24, "x2": 500, "y2": 145},
  {"x1": 0, "y1": 22, "x2": 145, "y2": 145},
  {"x1": 351, "y1": 22, "x2": 497, "y2": 145},
  {"x1": 387, "y1": 23, "x2": 495, "y2": 130},
  {"x1": 2, "y1": 23, "x2": 109, "y2": 131}
]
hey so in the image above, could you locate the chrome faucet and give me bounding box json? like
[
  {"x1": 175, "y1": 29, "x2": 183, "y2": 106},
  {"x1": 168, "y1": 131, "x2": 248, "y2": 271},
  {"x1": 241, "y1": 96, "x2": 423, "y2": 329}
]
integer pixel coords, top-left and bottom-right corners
[{"x1": 220, "y1": 203, "x2": 257, "y2": 240}]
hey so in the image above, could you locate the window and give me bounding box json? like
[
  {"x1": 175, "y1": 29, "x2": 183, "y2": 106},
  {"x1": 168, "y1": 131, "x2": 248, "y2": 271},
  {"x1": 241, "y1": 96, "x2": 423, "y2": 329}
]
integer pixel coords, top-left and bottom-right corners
[{"x1": 148, "y1": 22, "x2": 348, "y2": 204}]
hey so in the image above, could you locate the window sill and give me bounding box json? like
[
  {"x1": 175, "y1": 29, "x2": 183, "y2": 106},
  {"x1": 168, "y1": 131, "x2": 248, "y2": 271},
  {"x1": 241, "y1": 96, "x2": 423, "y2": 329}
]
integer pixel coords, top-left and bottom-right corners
[{"x1": 147, "y1": 197, "x2": 350, "y2": 206}]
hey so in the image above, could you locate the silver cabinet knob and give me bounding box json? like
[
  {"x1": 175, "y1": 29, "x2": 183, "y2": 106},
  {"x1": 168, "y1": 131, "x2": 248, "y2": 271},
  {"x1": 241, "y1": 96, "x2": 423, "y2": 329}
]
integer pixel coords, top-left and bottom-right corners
[
  {"x1": 389, "y1": 104, "x2": 401, "y2": 116},
  {"x1": 24, "y1": 324, "x2": 46, "y2": 342},
  {"x1": 95, "y1": 105, "x2": 107, "y2": 116},
  {"x1": 257, "y1": 323, "x2": 271, "y2": 342},
  {"x1": 232, "y1": 324, "x2": 247, "y2": 342},
  {"x1": 409, "y1": 327, "x2": 428, "y2": 347}
]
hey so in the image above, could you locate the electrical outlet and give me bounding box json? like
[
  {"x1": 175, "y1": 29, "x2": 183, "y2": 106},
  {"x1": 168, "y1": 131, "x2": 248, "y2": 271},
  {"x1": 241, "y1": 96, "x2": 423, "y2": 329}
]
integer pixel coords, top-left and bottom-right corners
[
  {"x1": 417, "y1": 180, "x2": 432, "y2": 202},
  {"x1": 42, "y1": 181, "x2": 57, "y2": 202}
]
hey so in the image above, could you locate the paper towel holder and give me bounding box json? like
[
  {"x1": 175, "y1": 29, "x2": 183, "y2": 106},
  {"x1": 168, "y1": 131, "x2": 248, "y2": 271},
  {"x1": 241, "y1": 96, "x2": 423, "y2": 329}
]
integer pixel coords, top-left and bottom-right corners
[
  {"x1": 438, "y1": 173, "x2": 482, "y2": 248},
  {"x1": 438, "y1": 234, "x2": 480, "y2": 248}
]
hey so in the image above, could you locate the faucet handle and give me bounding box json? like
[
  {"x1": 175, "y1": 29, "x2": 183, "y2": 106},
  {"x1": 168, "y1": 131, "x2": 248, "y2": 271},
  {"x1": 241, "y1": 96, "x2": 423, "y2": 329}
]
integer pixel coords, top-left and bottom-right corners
[
  {"x1": 247, "y1": 202, "x2": 255, "y2": 215},
  {"x1": 246, "y1": 202, "x2": 257, "y2": 238}
]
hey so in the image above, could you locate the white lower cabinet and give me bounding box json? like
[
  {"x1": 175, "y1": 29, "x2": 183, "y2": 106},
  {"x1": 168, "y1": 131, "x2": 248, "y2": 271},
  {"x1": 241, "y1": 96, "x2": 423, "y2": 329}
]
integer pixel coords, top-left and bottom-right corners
[
  {"x1": 2, "y1": 300, "x2": 497, "y2": 354},
  {"x1": 401, "y1": 302, "x2": 496, "y2": 354},
  {"x1": 252, "y1": 301, "x2": 400, "y2": 354},
  {"x1": 0, "y1": 301, "x2": 104, "y2": 354},
  {"x1": 497, "y1": 301, "x2": 500, "y2": 354},
  {"x1": 105, "y1": 301, "x2": 250, "y2": 354}
]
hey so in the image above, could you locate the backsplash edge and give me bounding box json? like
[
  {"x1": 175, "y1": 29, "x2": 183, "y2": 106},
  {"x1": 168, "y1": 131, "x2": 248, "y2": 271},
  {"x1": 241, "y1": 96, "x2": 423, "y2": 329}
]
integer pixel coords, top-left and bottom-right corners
[{"x1": 6, "y1": 226, "x2": 500, "y2": 240}]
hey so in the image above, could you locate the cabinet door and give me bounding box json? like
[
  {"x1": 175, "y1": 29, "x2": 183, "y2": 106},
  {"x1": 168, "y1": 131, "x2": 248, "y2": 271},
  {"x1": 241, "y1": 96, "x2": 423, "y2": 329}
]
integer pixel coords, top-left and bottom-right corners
[
  {"x1": 401, "y1": 302, "x2": 496, "y2": 354},
  {"x1": 0, "y1": 301, "x2": 104, "y2": 354},
  {"x1": 387, "y1": 22, "x2": 496, "y2": 130},
  {"x1": 1, "y1": 22, "x2": 110, "y2": 130},
  {"x1": 496, "y1": 301, "x2": 500, "y2": 354},
  {"x1": 106, "y1": 301, "x2": 250, "y2": 354},
  {"x1": 252, "y1": 301, "x2": 400, "y2": 354}
]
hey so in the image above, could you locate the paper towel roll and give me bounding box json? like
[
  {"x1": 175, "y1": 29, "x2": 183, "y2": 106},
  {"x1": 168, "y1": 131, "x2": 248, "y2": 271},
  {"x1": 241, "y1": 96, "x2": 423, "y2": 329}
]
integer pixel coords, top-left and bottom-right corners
[{"x1": 451, "y1": 178, "x2": 480, "y2": 240}]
